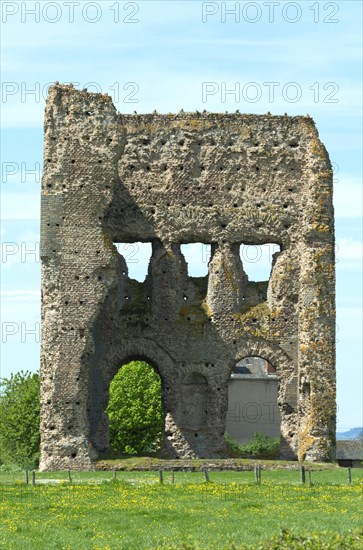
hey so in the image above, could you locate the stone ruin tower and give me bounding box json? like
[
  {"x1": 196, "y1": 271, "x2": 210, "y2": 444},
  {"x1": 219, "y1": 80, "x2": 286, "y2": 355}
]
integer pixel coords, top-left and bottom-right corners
[{"x1": 39, "y1": 84, "x2": 336, "y2": 470}]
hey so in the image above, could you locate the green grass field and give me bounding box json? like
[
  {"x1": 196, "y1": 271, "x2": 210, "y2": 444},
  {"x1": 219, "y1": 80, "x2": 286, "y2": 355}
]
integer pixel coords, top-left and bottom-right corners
[{"x1": 1, "y1": 465, "x2": 362, "y2": 549}]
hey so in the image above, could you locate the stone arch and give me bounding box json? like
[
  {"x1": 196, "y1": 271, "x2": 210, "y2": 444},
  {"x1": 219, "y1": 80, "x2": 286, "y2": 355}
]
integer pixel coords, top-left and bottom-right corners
[
  {"x1": 88, "y1": 338, "x2": 177, "y2": 453},
  {"x1": 229, "y1": 337, "x2": 292, "y2": 376},
  {"x1": 99, "y1": 338, "x2": 177, "y2": 385},
  {"x1": 225, "y1": 337, "x2": 298, "y2": 458}
]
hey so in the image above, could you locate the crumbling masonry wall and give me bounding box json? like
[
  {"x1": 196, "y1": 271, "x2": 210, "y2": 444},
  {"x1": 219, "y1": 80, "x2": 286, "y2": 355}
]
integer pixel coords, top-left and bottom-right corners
[{"x1": 40, "y1": 84, "x2": 336, "y2": 470}]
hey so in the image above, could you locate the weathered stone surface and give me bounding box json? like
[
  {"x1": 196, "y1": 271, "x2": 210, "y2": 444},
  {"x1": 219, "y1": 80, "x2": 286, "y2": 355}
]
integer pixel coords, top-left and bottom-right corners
[{"x1": 39, "y1": 84, "x2": 336, "y2": 471}]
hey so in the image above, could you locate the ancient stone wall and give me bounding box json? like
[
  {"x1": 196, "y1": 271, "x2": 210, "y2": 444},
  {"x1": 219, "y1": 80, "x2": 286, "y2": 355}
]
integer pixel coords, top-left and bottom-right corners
[{"x1": 40, "y1": 84, "x2": 336, "y2": 470}]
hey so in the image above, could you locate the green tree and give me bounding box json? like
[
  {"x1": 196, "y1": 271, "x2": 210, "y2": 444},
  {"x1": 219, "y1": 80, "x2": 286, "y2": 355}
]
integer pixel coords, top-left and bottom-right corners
[
  {"x1": 0, "y1": 371, "x2": 40, "y2": 468},
  {"x1": 107, "y1": 361, "x2": 163, "y2": 454}
]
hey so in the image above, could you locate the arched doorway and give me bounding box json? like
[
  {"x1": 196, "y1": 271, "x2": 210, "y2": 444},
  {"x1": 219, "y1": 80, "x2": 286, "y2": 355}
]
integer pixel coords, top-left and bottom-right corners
[
  {"x1": 106, "y1": 360, "x2": 163, "y2": 455},
  {"x1": 88, "y1": 344, "x2": 170, "y2": 456},
  {"x1": 226, "y1": 356, "x2": 281, "y2": 446}
]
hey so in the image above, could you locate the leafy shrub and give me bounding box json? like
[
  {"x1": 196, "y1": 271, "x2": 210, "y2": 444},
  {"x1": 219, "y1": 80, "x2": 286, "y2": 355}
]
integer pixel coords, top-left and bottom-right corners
[
  {"x1": 240, "y1": 432, "x2": 280, "y2": 459},
  {"x1": 0, "y1": 371, "x2": 40, "y2": 468},
  {"x1": 0, "y1": 362, "x2": 163, "y2": 465},
  {"x1": 224, "y1": 432, "x2": 245, "y2": 454},
  {"x1": 0, "y1": 462, "x2": 23, "y2": 474},
  {"x1": 225, "y1": 431, "x2": 280, "y2": 459},
  {"x1": 161, "y1": 527, "x2": 363, "y2": 550},
  {"x1": 107, "y1": 361, "x2": 163, "y2": 455},
  {"x1": 258, "y1": 527, "x2": 363, "y2": 549}
]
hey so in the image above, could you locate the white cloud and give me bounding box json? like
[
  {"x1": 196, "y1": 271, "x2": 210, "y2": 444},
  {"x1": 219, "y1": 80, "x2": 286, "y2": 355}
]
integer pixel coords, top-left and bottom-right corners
[
  {"x1": 1, "y1": 230, "x2": 40, "y2": 269},
  {"x1": 334, "y1": 177, "x2": 363, "y2": 218},
  {"x1": 1, "y1": 193, "x2": 40, "y2": 219},
  {"x1": 1, "y1": 290, "x2": 40, "y2": 301},
  {"x1": 336, "y1": 238, "x2": 362, "y2": 261},
  {"x1": 336, "y1": 238, "x2": 363, "y2": 271},
  {"x1": 0, "y1": 291, "x2": 40, "y2": 322}
]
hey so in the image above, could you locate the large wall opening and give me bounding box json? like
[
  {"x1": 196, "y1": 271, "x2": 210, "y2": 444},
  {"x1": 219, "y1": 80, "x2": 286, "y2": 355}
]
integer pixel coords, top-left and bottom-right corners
[
  {"x1": 180, "y1": 243, "x2": 211, "y2": 277},
  {"x1": 106, "y1": 360, "x2": 164, "y2": 455},
  {"x1": 180, "y1": 243, "x2": 212, "y2": 303},
  {"x1": 226, "y1": 356, "x2": 281, "y2": 447},
  {"x1": 114, "y1": 242, "x2": 152, "y2": 281},
  {"x1": 240, "y1": 243, "x2": 281, "y2": 282}
]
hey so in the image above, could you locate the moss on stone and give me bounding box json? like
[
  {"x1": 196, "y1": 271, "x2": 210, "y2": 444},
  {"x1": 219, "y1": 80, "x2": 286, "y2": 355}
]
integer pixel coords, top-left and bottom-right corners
[
  {"x1": 233, "y1": 302, "x2": 272, "y2": 338},
  {"x1": 298, "y1": 420, "x2": 315, "y2": 461},
  {"x1": 178, "y1": 303, "x2": 209, "y2": 325},
  {"x1": 120, "y1": 280, "x2": 149, "y2": 316}
]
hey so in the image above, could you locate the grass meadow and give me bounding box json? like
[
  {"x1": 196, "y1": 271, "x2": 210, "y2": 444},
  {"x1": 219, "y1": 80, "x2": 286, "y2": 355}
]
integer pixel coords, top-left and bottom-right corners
[{"x1": 1, "y1": 466, "x2": 362, "y2": 549}]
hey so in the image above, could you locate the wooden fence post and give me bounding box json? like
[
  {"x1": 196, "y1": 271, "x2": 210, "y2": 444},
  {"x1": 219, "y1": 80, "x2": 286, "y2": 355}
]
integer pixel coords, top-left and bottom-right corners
[
  {"x1": 254, "y1": 464, "x2": 260, "y2": 482},
  {"x1": 171, "y1": 470, "x2": 175, "y2": 484},
  {"x1": 68, "y1": 469, "x2": 72, "y2": 483},
  {"x1": 204, "y1": 469, "x2": 210, "y2": 483},
  {"x1": 31, "y1": 470, "x2": 35, "y2": 487},
  {"x1": 347, "y1": 467, "x2": 352, "y2": 484},
  {"x1": 113, "y1": 469, "x2": 117, "y2": 480},
  {"x1": 25, "y1": 469, "x2": 29, "y2": 485},
  {"x1": 300, "y1": 465, "x2": 306, "y2": 484},
  {"x1": 159, "y1": 470, "x2": 164, "y2": 484},
  {"x1": 308, "y1": 468, "x2": 312, "y2": 486}
]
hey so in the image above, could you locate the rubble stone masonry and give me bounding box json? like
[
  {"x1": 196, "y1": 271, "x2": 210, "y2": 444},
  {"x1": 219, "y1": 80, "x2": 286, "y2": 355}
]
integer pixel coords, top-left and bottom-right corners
[{"x1": 40, "y1": 84, "x2": 335, "y2": 470}]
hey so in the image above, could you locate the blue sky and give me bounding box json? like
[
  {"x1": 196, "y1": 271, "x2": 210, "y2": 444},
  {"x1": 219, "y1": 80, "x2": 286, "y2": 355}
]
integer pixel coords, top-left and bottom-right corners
[{"x1": 1, "y1": 1, "x2": 362, "y2": 431}]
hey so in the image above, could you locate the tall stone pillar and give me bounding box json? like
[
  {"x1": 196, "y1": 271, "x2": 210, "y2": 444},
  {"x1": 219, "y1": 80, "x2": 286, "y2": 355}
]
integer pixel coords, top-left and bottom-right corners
[
  {"x1": 297, "y1": 135, "x2": 336, "y2": 461},
  {"x1": 206, "y1": 242, "x2": 247, "y2": 317}
]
